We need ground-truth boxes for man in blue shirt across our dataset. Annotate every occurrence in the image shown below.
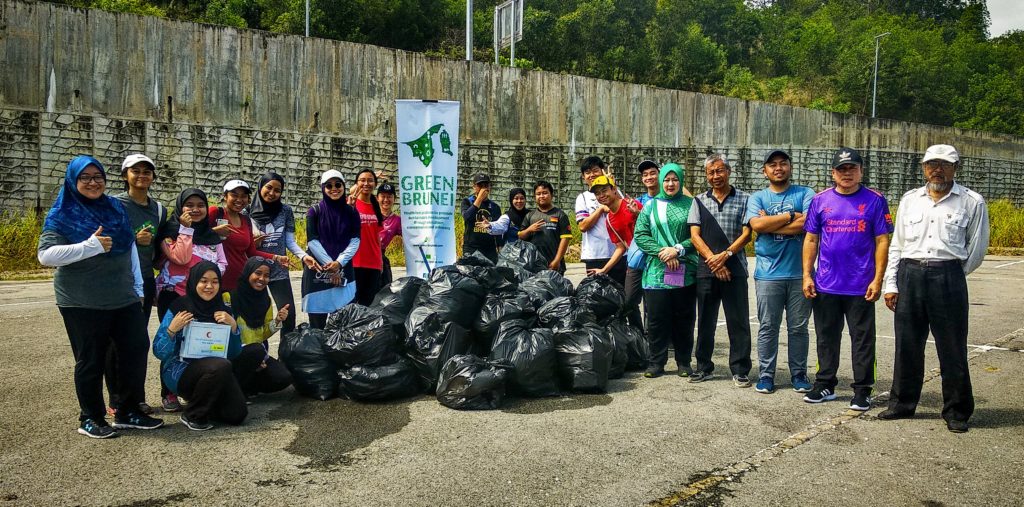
[746,149,815,395]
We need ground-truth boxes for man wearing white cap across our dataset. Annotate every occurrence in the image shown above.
[880,144,990,433]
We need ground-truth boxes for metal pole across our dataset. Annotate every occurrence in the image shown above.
[871,32,890,118]
[305,0,309,36]
[494,8,499,65]
[466,0,473,61]
[509,2,515,67]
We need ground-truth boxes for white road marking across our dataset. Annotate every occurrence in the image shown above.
[0,300,53,308]
[992,259,1024,269]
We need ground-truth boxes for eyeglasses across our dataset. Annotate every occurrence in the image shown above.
[77,175,106,184]
[323,182,344,189]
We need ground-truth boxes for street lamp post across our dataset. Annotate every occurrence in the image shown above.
[872,32,891,118]
[466,0,473,61]
[305,0,309,36]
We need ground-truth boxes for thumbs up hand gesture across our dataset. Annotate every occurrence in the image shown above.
[94,226,112,252]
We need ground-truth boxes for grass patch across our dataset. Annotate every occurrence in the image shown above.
[3,199,1020,278]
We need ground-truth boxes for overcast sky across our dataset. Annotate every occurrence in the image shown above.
[988,0,1024,37]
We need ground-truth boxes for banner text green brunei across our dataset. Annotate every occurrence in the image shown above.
[400,175,457,206]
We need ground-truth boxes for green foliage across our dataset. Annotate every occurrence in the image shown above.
[91,0,166,17]
[0,211,44,272]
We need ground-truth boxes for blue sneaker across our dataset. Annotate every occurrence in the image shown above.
[792,374,812,393]
[755,377,775,394]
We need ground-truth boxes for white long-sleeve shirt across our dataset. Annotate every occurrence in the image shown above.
[883,182,990,294]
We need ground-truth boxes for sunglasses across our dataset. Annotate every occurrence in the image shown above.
[323,182,344,189]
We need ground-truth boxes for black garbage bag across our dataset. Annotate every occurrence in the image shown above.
[606,331,628,380]
[607,318,648,371]
[537,296,597,333]
[454,256,515,292]
[436,355,510,410]
[322,305,401,367]
[405,267,487,330]
[488,320,559,397]
[473,291,537,346]
[554,323,613,393]
[406,312,475,391]
[370,276,428,337]
[497,240,548,274]
[520,270,575,310]
[279,324,337,400]
[336,357,422,401]
[575,274,625,323]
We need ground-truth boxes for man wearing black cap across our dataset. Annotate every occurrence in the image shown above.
[745,149,815,395]
[801,148,893,410]
[377,182,402,287]
[461,172,503,262]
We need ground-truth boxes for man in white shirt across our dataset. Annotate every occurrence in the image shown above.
[880,144,990,433]
[575,156,618,276]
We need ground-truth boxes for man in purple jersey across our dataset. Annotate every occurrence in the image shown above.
[801,147,893,411]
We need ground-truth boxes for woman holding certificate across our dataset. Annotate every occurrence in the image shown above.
[153,261,247,431]
[632,163,700,379]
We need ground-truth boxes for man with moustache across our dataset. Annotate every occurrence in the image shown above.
[880,144,989,433]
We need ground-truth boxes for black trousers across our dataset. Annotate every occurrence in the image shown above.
[177,357,248,425]
[811,292,876,393]
[644,286,697,370]
[354,267,382,307]
[268,278,296,335]
[380,254,393,289]
[624,267,646,331]
[308,313,328,330]
[59,303,149,421]
[889,260,974,422]
[104,277,156,409]
[694,275,752,376]
[587,258,643,330]
[232,343,293,395]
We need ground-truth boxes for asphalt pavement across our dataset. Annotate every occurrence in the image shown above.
[0,257,1021,506]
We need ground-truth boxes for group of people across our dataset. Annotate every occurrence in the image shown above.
[40,141,989,439]
[461,144,988,434]
[39,156,403,437]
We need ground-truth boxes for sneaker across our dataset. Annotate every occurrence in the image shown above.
[643,367,665,378]
[732,375,752,388]
[755,377,775,394]
[688,371,713,383]
[803,387,837,403]
[180,414,214,431]
[946,419,969,433]
[676,365,693,378]
[138,402,155,415]
[113,411,165,430]
[162,394,182,412]
[791,374,813,393]
[877,408,915,420]
[849,392,872,411]
[78,418,119,439]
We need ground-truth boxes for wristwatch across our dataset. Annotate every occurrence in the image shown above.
[726,250,733,257]
[787,211,796,224]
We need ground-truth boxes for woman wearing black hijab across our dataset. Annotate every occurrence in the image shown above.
[484,187,531,245]
[248,172,308,335]
[223,257,293,397]
[152,261,247,431]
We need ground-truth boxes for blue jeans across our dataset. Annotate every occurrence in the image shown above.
[754,279,810,380]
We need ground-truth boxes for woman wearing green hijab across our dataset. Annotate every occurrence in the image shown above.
[633,163,700,378]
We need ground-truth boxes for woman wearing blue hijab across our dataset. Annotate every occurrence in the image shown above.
[37,155,164,438]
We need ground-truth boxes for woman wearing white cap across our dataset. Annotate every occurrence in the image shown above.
[209,179,288,292]
[302,170,361,329]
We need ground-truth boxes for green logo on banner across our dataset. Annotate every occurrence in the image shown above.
[403,123,454,166]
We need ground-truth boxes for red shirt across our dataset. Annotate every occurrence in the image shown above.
[353,199,383,270]
[604,198,642,247]
[208,206,274,291]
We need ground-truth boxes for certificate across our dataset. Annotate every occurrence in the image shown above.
[180,322,231,359]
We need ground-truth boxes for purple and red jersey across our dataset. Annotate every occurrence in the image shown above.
[804,186,894,296]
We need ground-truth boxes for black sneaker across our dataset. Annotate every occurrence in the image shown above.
[946,419,969,433]
[676,365,693,378]
[877,408,915,420]
[849,392,872,411]
[732,375,751,388]
[643,367,665,378]
[180,414,213,431]
[688,371,713,383]
[113,411,165,430]
[78,418,119,439]
[803,387,837,404]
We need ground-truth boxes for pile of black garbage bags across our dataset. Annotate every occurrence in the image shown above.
[280,241,649,410]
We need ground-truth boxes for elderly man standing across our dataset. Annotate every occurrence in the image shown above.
[687,153,752,386]
[880,144,989,433]
[801,148,893,410]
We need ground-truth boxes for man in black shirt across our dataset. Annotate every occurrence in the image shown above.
[460,172,503,262]
[518,180,572,273]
